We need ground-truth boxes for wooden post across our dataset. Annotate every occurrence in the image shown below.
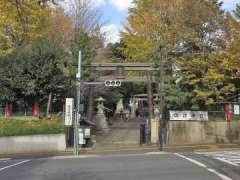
[86,84,95,122]
[147,72,154,121]
[46,92,52,118]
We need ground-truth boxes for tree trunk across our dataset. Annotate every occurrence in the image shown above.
[147,73,154,121]
[46,91,52,118]
[86,84,95,122]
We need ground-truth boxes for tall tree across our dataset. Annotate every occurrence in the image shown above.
[45,7,74,50]
[68,0,103,34]
[122,0,229,109]
[0,38,69,115]
[0,0,50,56]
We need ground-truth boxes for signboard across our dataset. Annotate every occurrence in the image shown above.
[84,128,91,138]
[78,128,85,145]
[78,128,86,145]
[64,98,74,126]
[170,111,208,121]
[234,105,240,115]
[105,80,121,87]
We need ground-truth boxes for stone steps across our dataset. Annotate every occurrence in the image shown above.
[94,121,141,150]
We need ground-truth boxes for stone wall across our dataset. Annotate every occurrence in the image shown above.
[167,121,240,145]
[0,134,66,155]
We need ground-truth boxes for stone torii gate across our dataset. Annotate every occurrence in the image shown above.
[85,63,159,144]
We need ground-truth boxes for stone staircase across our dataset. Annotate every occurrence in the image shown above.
[94,121,141,151]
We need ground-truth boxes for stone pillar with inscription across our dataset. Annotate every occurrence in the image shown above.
[151,97,159,144]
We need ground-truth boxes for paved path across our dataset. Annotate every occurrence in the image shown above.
[0,152,231,180]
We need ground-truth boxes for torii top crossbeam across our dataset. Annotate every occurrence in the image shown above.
[87,63,155,82]
[90,63,155,71]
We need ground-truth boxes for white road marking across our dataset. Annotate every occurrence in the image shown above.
[0,158,11,163]
[0,160,30,172]
[144,152,168,155]
[175,153,233,180]
[207,168,233,180]
[174,153,207,168]
[49,155,102,160]
[215,158,239,167]
[198,151,240,167]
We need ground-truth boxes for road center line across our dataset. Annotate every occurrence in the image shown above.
[0,160,30,172]
[174,153,233,180]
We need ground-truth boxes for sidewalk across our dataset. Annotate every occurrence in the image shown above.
[164,143,240,153]
[1,143,240,159]
[75,143,240,155]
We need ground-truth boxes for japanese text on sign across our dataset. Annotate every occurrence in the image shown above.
[170,111,208,121]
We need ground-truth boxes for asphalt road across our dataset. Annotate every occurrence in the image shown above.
[0,152,239,180]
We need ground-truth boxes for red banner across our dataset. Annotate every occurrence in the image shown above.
[4,103,12,117]
[32,102,40,116]
[225,103,233,122]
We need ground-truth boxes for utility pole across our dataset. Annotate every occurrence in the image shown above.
[158,47,165,151]
[74,51,82,156]
[147,72,154,123]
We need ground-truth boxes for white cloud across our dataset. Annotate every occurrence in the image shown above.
[101,24,121,45]
[58,0,106,10]
[93,0,106,7]
[109,0,133,11]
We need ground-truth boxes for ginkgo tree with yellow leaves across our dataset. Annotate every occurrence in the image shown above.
[122,0,239,109]
[0,0,50,56]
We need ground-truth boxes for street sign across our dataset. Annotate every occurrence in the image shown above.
[170,111,208,121]
[65,98,74,126]
[104,80,122,87]
[78,128,85,145]
[234,105,240,115]
[84,128,91,138]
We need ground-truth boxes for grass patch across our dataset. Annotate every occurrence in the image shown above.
[0,118,64,137]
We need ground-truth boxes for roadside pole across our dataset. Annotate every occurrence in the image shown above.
[158,47,165,151]
[74,51,82,156]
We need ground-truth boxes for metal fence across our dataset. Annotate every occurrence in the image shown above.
[208,111,240,122]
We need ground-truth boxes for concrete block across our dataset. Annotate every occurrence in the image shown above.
[0,134,66,155]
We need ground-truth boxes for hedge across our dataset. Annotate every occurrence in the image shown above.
[0,119,64,137]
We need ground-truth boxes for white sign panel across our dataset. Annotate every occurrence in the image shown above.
[170,111,208,121]
[78,128,85,145]
[234,105,240,115]
[84,128,91,137]
[64,98,74,126]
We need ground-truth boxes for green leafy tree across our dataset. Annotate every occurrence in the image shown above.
[0,38,70,114]
[106,41,127,61]
[71,31,96,80]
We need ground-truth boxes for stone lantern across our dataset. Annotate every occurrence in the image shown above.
[95,97,109,133]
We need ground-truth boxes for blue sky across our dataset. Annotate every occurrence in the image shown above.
[61,0,240,44]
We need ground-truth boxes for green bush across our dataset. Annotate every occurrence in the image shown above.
[0,118,64,137]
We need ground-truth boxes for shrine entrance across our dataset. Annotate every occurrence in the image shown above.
[84,63,160,147]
